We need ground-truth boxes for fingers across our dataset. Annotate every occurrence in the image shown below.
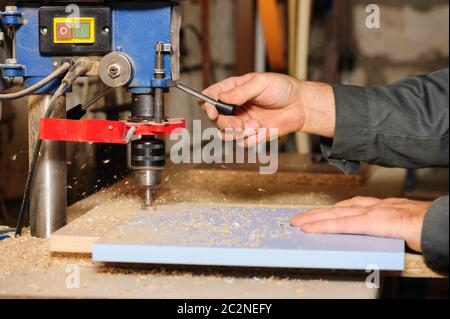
[237,127,269,148]
[200,73,269,123]
[216,115,245,130]
[217,74,269,106]
[300,215,372,235]
[290,207,365,227]
[202,74,254,100]
[201,103,220,121]
[333,196,381,208]
[201,74,256,121]
[210,108,263,132]
[300,213,403,240]
[215,116,266,144]
[242,118,262,131]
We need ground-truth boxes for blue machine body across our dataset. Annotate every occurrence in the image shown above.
[111,2,173,93]
[3,1,174,94]
[15,5,55,90]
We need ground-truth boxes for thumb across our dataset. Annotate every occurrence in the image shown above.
[218,74,269,106]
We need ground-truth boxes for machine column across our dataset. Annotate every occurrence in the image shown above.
[28,94,67,238]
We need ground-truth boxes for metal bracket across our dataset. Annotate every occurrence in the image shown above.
[0,6,23,26]
[0,62,24,78]
[39,118,186,144]
[156,42,172,53]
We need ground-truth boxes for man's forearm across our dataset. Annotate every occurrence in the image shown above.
[296,80,336,138]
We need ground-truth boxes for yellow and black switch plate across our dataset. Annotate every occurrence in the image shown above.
[39,6,111,56]
[53,17,96,44]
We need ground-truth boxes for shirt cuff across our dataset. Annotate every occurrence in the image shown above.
[319,84,371,174]
[320,138,362,174]
[421,196,449,274]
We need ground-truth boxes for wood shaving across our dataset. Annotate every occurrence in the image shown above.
[0,229,51,276]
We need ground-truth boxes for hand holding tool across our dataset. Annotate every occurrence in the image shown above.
[174,82,236,116]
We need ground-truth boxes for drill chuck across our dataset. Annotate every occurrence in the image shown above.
[130,136,165,206]
[131,136,165,169]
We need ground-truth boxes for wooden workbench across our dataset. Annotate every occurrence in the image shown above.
[0,157,445,299]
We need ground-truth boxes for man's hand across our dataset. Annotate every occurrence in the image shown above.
[201,73,336,141]
[291,196,432,252]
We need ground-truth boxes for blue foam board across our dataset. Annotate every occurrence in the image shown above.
[92,205,405,271]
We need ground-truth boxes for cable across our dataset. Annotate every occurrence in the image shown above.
[0,194,8,225]
[0,63,71,100]
[183,24,203,42]
[15,58,92,237]
[82,86,112,111]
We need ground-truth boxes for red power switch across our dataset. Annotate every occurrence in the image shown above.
[55,23,73,40]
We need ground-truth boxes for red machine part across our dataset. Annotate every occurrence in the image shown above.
[39,118,186,144]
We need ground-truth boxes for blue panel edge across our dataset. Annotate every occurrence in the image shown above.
[92,244,405,271]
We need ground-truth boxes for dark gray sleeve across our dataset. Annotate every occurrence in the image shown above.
[421,196,449,274]
[321,68,449,172]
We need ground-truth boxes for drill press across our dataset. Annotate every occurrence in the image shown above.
[2,1,235,237]
[1,1,184,237]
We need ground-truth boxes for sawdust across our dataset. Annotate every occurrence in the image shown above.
[0,229,51,276]
[64,196,141,236]
[96,262,338,280]
[0,228,101,277]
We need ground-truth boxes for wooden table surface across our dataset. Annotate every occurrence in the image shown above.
[0,157,445,299]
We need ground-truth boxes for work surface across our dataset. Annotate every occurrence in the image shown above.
[0,157,445,299]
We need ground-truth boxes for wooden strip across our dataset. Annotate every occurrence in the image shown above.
[189,169,364,187]
[235,0,255,75]
[257,0,286,70]
[294,0,312,154]
[189,154,366,186]
[200,0,213,87]
[50,191,141,254]
[295,0,312,81]
[400,253,446,278]
[288,0,298,76]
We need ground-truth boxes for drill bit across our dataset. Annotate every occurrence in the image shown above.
[144,186,152,207]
